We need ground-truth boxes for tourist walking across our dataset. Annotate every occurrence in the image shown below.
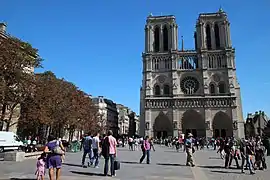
[44,135,65,180]
[92,132,101,168]
[35,152,46,180]
[240,138,255,174]
[81,133,93,167]
[102,130,117,177]
[139,136,151,164]
[185,133,195,167]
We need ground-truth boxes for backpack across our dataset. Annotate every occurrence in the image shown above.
[101,137,110,158]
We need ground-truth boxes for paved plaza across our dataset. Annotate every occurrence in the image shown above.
[0,146,269,180]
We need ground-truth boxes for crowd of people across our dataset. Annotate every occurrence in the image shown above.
[33,131,269,180]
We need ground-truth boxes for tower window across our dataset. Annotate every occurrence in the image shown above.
[210,83,215,94]
[163,26,169,51]
[154,85,161,96]
[218,82,226,94]
[206,24,212,50]
[214,24,220,49]
[154,27,160,52]
[163,85,170,96]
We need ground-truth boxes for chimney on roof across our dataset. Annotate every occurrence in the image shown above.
[0,22,7,33]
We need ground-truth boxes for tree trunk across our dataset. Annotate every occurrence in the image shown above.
[0,103,6,131]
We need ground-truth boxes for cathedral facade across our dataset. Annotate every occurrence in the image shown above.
[139,9,245,139]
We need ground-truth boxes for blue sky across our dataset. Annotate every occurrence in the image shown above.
[1,0,269,117]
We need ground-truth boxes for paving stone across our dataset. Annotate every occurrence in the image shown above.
[0,146,269,180]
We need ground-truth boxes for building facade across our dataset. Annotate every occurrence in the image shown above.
[245,111,269,137]
[92,96,119,136]
[140,9,245,139]
[117,104,130,135]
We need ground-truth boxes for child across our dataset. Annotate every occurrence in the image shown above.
[35,153,46,180]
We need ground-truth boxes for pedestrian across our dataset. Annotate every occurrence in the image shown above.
[102,130,117,177]
[81,132,93,167]
[139,136,151,164]
[185,133,195,167]
[92,132,101,168]
[44,134,65,180]
[240,138,255,174]
[35,152,46,180]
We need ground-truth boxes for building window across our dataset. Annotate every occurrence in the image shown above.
[154,85,161,96]
[154,26,160,52]
[163,84,170,96]
[218,82,226,94]
[206,24,212,50]
[210,83,216,94]
[214,24,220,49]
[163,26,169,51]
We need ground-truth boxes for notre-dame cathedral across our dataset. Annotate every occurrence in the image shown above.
[139,9,245,139]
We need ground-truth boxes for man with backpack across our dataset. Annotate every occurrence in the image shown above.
[81,132,93,168]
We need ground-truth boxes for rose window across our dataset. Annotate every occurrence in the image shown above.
[180,76,199,94]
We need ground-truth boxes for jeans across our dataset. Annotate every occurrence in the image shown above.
[241,154,254,173]
[82,149,93,165]
[140,150,150,164]
[92,148,99,167]
[104,154,115,176]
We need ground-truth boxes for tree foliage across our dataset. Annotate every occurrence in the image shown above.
[0,36,42,131]
[19,71,100,142]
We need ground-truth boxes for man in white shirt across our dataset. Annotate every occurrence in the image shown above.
[92,133,101,168]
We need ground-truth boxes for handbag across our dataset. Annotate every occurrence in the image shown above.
[114,160,120,170]
[52,141,64,155]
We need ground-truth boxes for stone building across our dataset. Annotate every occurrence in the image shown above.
[140,9,245,139]
[117,104,140,136]
[245,111,269,137]
[117,104,130,135]
[92,96,119,136]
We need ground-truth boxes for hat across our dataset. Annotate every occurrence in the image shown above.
[187,133,193,137]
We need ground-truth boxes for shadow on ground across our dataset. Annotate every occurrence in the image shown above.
[157,163,187,167]
[63,163,82,167]
[120,161,140,164]
[210,170,242,174]
[163,150,184,153]
[199,165,238,169]
[70,171,105,176]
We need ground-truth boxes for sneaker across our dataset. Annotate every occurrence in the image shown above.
[94,166,99,168]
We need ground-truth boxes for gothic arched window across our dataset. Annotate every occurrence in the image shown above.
[154,27,160,52]
[206,24,212,50]
[154,85,161,96]
[163,84,170,96]
[210,83,216,94]
[218,82,226,94]
[163,26,169,51]
[214,24,220,49]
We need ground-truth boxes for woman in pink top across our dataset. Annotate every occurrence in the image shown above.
[139,136,151,164]
[102,130,117,177]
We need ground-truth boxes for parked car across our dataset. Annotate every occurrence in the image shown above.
[0,131,24,153]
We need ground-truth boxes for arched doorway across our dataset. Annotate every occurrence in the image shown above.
[182,110,205,138]
[153,112,173,139]
[212,111,233,138]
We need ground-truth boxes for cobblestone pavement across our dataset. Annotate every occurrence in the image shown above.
[0,146,269,180]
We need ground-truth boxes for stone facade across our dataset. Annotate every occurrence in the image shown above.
[117,104,130,135]
[245,111,269,137]
[140,9,245,139]
[92,96,119,136]
[117,104,140,136]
